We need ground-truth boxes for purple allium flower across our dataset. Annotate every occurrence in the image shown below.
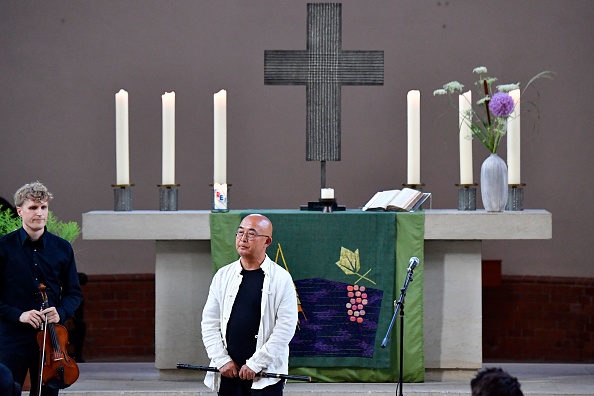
[489,92,515,117]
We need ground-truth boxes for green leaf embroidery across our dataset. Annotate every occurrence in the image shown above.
[336,247,376,285]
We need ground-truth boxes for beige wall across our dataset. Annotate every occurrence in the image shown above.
[1,1,592,277]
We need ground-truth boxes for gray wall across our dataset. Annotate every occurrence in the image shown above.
[1,1,592,277]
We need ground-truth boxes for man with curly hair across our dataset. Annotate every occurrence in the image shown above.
[0,182,82,396]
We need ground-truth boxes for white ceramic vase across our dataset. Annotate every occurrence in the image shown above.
[480,153,508,212]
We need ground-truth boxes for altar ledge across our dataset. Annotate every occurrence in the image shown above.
[82,209,551,240]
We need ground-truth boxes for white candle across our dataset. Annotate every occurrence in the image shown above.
[459,90,473,184]
[115,89,129,185]
[321,188,334,199]
[213,89,227,185]
[407,90,421,185]
[162,91,176,185]
[507,89,521,184]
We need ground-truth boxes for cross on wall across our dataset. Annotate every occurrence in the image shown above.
[264,3,384,164]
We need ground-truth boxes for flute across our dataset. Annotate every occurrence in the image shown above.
[176,363,312,382]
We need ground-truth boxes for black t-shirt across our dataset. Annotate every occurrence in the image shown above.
[226,268,264,366]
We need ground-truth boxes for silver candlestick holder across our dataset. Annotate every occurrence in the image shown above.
[159,184,180,211]
[456,183,478,211]
[112,184,134,211]
[211,183,230,213]
[506,183,526,211]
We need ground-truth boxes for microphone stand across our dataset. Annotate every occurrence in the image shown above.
[381,266,416,396]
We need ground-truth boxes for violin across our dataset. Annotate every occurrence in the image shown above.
[36,283,79,392]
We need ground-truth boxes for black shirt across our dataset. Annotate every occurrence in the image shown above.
[0,228,82,356]
[225,267,264,366]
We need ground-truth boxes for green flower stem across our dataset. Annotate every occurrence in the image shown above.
[471,123,496,153]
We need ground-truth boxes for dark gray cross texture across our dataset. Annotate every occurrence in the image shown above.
[264,3,384,161]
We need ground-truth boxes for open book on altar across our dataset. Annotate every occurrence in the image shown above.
[362,188,431,212]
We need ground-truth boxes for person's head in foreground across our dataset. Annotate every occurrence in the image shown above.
[471,367,524,396]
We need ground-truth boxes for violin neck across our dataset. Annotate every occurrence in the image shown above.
[47,322,62,355]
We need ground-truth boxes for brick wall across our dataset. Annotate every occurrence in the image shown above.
[483,275,594,362]
[76,271,594,363]
[80,274,155,361]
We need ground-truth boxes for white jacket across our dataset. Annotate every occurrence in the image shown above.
[201,255,298,391]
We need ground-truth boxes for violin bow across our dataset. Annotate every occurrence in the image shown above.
[38,284,50,396]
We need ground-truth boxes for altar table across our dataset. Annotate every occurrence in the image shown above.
[82,209,552,381]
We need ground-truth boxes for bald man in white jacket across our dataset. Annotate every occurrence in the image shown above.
[201,214,298,395]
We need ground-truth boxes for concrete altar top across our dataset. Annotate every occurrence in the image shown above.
[82,209,552,241]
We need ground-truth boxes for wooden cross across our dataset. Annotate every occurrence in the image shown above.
[265,3,384,166]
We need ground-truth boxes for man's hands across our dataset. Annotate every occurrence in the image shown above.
[239,365,257,380]
[219,361,240,378]
[19,307,60,329]
[219,361,257,380]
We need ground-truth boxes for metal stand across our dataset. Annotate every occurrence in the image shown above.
[301,183,346,212]
[320,198,336,213]
[300,200,345,211]
[211,183,230,213]
[381,259,418,396]
[112,184,133,211]
[456,184,478,211]
[506,183,526,211]
[159,184,179,211]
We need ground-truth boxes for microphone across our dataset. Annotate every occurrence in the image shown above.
[407,257,420,272]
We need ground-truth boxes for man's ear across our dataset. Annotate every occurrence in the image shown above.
[265,237,272,246]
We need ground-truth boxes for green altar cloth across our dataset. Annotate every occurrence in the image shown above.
[210,210,424,383]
